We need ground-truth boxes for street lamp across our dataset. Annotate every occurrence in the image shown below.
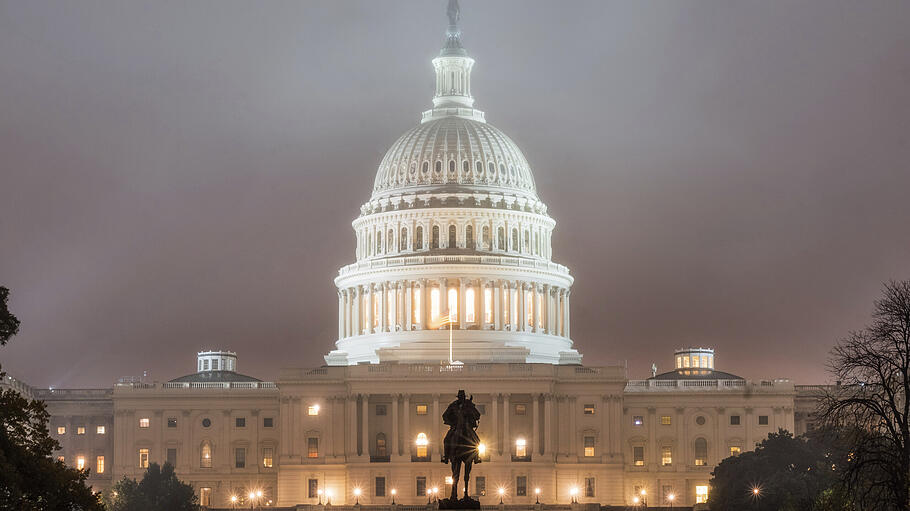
[257,490,263,511]
[353,487,362,505]
[432,487,439,503]
[667,493,675,510]
[427,489,432,505]
[325,490,333,506]
[639,488,647,507]
[317,489,324,505]
[248,491,256,510]
[230,495,237,509]
[632,496,640,506]
[535,488,541,504]
[391,488,397,505]
[498,487,505,504]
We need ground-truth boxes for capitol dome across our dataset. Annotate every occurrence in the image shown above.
[371,116,538,202]
[325,0,580,366]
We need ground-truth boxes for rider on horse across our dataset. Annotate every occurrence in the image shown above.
[441,390,482,464]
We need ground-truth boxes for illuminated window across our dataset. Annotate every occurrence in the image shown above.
[730,446,741,456]
[515,438,527,457]
[661,446,672,466]
[633,416,644,426]
[584,436,595,457]
[138,448,149,468]
[466,287,475,323]
[96,425,106,434]
[76,456,85,470]
[77,426,85,435]
[57,426,65,435]
[263,447,274,468]
[167,417,177,428]
[633,446,644,466]
[583,404,595,415]
[515,404,527,415]
[430,288,440,321]
[416,432,428,458]
[484,287,492,323]
[96,456,105,474]
[201,442,212,468]
[416,404,428,415]
[695,485,709,504]
[139,417,150,428]
[308,437,319,458]
[692,356,700,368]
[308,405,320,416]
[759,415,769,425]
[376,433,387,456]
[448,287,458,317]
[200,487,212,507]
[694,438,708,466]
[235,447,245,468]
[475,476,486,496]
[676,356,682,368]
[683,357,690,368]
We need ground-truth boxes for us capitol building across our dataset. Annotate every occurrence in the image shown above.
[3,3,822,508]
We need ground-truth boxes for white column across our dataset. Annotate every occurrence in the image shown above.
[458,278,466,329]
[532,394,540,456]
[338,291,344,339]
[403,394,411,457]
[366,285,374,334]
[544,394,553,457]
[569,397,577,457]
[361,394,370,457]
[556,290,563,337]
[418,280,427,330]
[352,287,361,336]
[565,290,571,338]
[480,280,490,330]
[494,280,502,330]
[490,393,499,459]
[347,395,358,458]
[439,278,448,318]
[532,285,541,333]
[379,282,388,333]
[502,394,510,456]
[405,281,413,331]
[518,283,527,332]
[392,395,400,456]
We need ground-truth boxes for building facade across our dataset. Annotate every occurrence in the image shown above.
[2,2,817,509]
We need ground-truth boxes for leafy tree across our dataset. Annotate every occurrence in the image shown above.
[820,279,910,510]
[105,463,198,511]
[0,286,104,510]
[708,429,850,511]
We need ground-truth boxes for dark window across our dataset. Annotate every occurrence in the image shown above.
[435,161,442,174]
[465,225,474,249]
[633,446,644,466]
[449,160,456,174]
[308,479,319,499]
[482,226,490,249]
[516,476,527,496]
[167,417,177,428]
[376,433,387,456]
[375,477,386,497]
[166,448,177,467]
[388,229,394,252]
[511,229,519,251]
[475,476,486,497]
[497,227,505,250]
[730,415,741,426]
[515,404,527,415]
[695,438,708,466]
[202,418,211,428]
[415,226,423,250]
[431,226,440,249]
[235,448,245,468]
[416,476,427,497]
[263,417,273,428]
[448,225,457,248]
[400,228,408,251]
[308,437,319,458]
[376,405,387,416]
[759,415,769,425]
[236,417,246,428]
[695,415,706,426]
[585,477,595,498]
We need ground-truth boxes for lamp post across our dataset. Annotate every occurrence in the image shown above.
[326,490,333,506]
[257,490,263,511]
[498,487,505,504]
[354,487,362,505]
[391,488,397,505]
[534,488,541,504]
[667,493,675,510]
[569,487,578,504]
[318,489,324,505]
[230,495,237,509]
[427,488,432,505]
[248,492,256,510]
[639,488,647,507]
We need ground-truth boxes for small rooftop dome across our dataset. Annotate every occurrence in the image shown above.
[168,350,261,384]
[650,347,743,381]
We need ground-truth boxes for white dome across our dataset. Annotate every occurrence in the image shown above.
[371,116,538,201]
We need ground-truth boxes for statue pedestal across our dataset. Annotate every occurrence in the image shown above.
[437,497,481,510]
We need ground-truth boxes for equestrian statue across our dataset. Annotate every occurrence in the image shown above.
[439,389,482,509]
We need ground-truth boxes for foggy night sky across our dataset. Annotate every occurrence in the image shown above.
[1,1,909,388]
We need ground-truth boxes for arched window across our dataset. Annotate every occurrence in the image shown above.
[430,288,440,321]
[422,161,429,174]
[463,160,469,175]
[448,288,458,318]
[694,438,708,466]
[448,225,457,248]
[415,226,424,250]
[416,433,429,458]
[200,441,212,468]
[368,232,373,256]
[449,160,456,175]
[465,225,474,249]
[488,162,495,176]
[376,231,382,254]
[431,226,440,249]
[400,228,408,251]
[388,229,394,252]
[500,163,506,179]
[376,433,387,457]
[476,161,483,174]
[523,231,529,253]
[497,227,505,250]
[435,161,442,173]
[482,226,490,250]
[511,229,519,252]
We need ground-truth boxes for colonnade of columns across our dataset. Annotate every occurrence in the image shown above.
[337,279,570,340]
